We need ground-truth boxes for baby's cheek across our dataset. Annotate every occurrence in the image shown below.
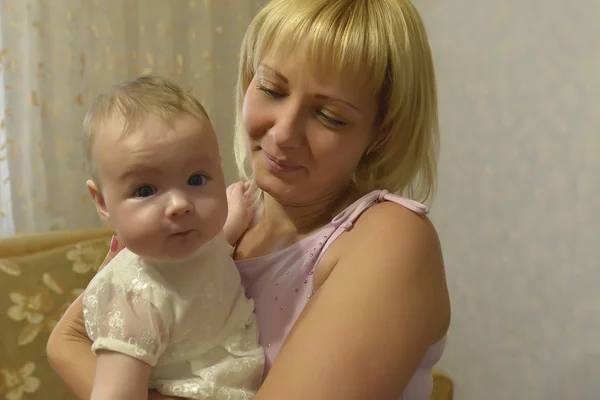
[110,205,160,255]
[200,196,228,233]
[116,220,151,250]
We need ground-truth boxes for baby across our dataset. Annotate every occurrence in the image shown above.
[82,76,264,400]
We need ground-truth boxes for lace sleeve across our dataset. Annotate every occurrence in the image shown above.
[83,268,173,367]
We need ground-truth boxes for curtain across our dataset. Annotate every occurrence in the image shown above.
[0,0,267,236]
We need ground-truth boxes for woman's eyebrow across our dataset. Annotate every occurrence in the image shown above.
[258,64,288,83]
[316,94,362,114]
[259,63,362,113]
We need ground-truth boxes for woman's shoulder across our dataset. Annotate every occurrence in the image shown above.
[341,188,437,242]
[308,194,450,374]
[321,190,442,279]
[335,198,450,337]
[341,199,441,272]
[358,198,436,237]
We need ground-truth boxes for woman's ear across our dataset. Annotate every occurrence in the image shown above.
[86,179,110,223]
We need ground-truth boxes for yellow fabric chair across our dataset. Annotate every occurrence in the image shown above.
[0,229,453,400]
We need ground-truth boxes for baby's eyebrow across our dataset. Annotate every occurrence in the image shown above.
[118,165,163,181]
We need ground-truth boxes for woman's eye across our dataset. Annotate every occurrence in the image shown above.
[257,85,284,99]
[188,174,208,187]
[318,111,347,128]
[134,185,156,198]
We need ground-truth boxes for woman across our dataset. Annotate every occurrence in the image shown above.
[47,0,451,399]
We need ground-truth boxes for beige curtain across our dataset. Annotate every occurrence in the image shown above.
[0,0,267,236]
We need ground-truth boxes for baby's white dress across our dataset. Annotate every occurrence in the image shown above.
[83,232,264,399]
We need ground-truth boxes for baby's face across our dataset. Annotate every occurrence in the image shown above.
[90,115,228,260]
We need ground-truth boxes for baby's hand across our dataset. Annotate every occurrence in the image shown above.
[223,181,254,246]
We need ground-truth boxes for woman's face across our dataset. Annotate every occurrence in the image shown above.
[242,52,379,206]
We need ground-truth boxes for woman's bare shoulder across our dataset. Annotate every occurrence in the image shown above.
[354,200,438,244]
[255,200,450,399]
[336,199,450,338]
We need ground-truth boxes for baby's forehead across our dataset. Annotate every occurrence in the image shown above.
[94,114,211,149]
[92,114,218,175]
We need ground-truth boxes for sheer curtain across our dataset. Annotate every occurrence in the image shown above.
[0,0,267,236]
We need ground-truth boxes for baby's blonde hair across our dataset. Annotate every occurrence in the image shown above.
[234,0,439,202]
[84,75,209,172]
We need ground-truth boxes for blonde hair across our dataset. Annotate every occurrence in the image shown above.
[84,75,208,171]
[234,0,439,202]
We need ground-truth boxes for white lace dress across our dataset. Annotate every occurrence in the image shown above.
[83,232,264,399]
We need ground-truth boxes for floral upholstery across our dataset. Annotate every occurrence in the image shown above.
[0,228,453,400]
[0,228,112,400]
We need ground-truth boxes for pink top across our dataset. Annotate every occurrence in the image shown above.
[236,190,446,400]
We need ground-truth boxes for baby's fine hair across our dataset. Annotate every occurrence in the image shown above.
[83,75,208,168]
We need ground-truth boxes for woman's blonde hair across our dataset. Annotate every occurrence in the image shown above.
[234,0,439,202]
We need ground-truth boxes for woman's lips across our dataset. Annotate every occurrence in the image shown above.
[263,151,302,173]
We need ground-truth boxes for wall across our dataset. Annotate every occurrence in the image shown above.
[415,0,599,398]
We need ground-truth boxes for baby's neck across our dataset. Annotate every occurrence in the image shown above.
[135,234,218,269]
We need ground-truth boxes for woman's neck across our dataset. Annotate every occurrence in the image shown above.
[259,184,360,236]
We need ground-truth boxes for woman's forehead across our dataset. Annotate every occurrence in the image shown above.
[258,48,379,94]
[256,53,379,120]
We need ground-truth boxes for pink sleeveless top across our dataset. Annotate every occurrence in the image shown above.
[236,190,447,400]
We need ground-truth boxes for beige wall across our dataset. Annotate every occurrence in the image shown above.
[415,0,599,398]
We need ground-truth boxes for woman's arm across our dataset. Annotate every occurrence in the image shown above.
[46,237,177,400]
[254,203,451,400]
[46,292,98,399]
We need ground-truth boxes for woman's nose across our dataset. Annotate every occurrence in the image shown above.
[269,104,305,148]
[166,192,193,217]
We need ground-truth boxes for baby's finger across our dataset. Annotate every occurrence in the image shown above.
[226,181,242,197]
[98,236,125,272]
[226,181,240,195]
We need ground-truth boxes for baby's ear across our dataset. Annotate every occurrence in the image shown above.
[86,179,110,223]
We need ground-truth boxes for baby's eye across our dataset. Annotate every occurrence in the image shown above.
[134,185,156,198]
[188,174,208,187]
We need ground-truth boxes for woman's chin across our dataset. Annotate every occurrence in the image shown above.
[255,172,304,203]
